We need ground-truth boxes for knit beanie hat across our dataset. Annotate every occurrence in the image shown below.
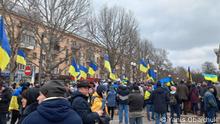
[40,80,66,98]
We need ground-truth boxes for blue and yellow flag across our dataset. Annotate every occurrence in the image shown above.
[139,59,149,73]
[104,54,112,72]
[203,74,218,83]
[147,69,157,82]
[9,87,22,111]
[79,65,88,79]
[16,49,26,65]
[69,57,80,77]
[0,16,11,71]
[109,69,117,81]
[88,62,98,76]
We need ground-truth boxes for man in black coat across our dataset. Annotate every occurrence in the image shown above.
[150,82,169,124]
[71,81,102,124]
[0,81,12,124]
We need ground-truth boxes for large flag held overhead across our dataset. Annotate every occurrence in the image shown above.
[16,49,26,65]
[69,57,80,77]
[147,69,157,81]
[203,74,218,83]
[79,65,88,79]
[0,16,11,71]
[104,54,112,72]
[88,62,98,76]
[139,58,149,73]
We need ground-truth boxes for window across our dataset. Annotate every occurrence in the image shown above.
[21,34,35,48]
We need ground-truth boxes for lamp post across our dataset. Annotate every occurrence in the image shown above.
[214,44,220,70]
[130,62,137,83]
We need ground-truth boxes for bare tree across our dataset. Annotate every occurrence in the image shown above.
[87,6,138,70]
[202,61,217,74]
[0,0,35,82]
[18,0,90,80]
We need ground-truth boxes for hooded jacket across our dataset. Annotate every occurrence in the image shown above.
[22,98,82,124]
[71,90,100,124]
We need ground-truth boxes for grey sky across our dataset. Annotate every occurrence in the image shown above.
[92,0,220,70]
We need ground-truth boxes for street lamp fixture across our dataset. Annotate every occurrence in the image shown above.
[130,62,137,83]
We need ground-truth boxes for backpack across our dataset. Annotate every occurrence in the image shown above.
[169,94,177,105]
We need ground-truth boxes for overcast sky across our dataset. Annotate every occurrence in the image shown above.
[92,0,220,70]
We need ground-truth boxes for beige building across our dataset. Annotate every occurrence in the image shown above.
[0,3,106,80]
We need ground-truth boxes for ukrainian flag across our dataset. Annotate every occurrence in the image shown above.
[9,87,22,111]
[0,16,11,71]
[139,59,148,73]
[79,65,88,79]
[104,54,112,72]
[203,74,218,83]
[147,69,157,82]
[110,69,118,81]
[69,57,80,77]
[88,62,98,76]
[16,49,26,65]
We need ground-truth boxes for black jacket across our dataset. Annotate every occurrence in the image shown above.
[71,90,100,124]
[128,91,144,112]
[0,87,12,113]
[117,85,129,105]
[150,87,169,114]
[22,98,82,124]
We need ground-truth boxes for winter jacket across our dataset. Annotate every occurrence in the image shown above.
[176,83,189,101]
[91,92,108,114]
[71,90,100,124]
[190,87,200,103]
[128,91,144,112]
[204,91,218,112]
[0,87,12,113]
[18,102,38,124]
[150,87,169,114]
[22,98,82,124]
[117,85,129,105]
[107,90,117,107]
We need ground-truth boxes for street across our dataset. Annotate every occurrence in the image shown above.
[110,113,220,124]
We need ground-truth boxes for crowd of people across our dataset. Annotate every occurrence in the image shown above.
[0,77,220,124]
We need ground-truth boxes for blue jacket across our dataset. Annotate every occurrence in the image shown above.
[204,91,218,112]
[107,90,117,107]
[22,98,82,124]
[71,90,100,124]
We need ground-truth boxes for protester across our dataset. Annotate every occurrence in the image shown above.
[22,80,82,124]
[18,88,39,124]
[91,84,110,124]
[107,86,117,120]
[128,84,144,124]
[204,86,219,124]
[169,86,181,124]
[199,82,208,116]
[144,84,154,121]
[71,81,102,124]
[117,84,130,124]
[0,81,12,124]
[190,84,200,115]
[150,82,169,124]
[176,80,189,115]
